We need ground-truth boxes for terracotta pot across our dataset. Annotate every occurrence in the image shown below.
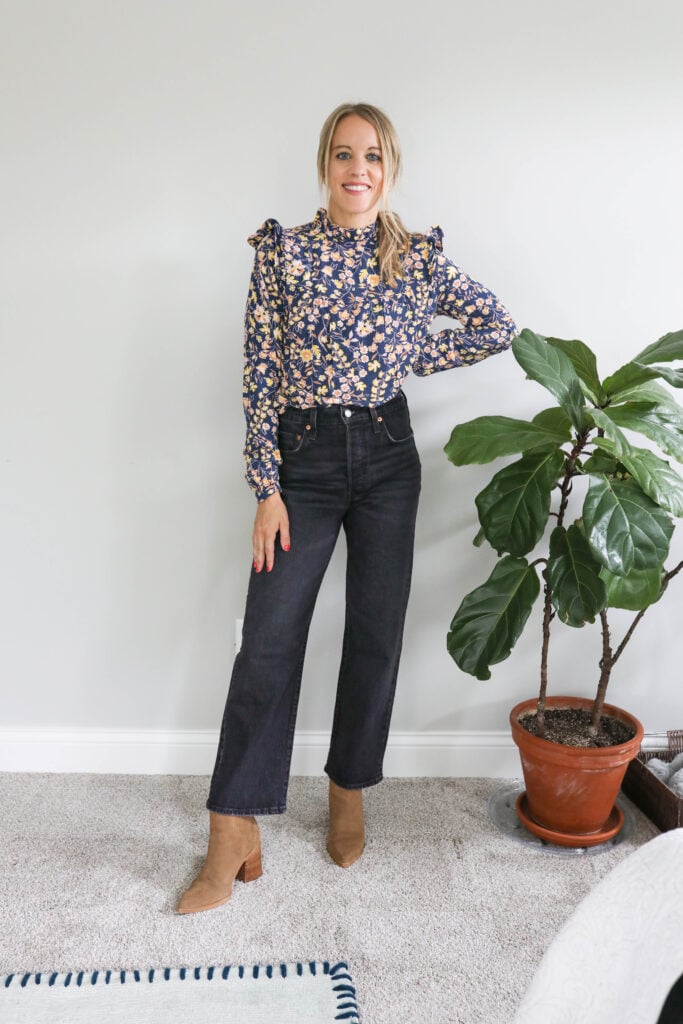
[510,696,644,843]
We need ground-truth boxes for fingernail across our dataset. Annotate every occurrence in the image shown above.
[266,565,272,573]
[283,544,290,552]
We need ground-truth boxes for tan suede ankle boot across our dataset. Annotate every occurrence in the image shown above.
[327,780,365,868]
[176,812,262,914]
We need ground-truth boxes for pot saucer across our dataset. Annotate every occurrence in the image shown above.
[515,792,625,848]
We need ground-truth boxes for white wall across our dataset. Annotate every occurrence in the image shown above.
[2,0,682,772]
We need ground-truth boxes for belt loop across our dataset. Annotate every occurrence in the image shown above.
[309,407,318,439]
[369,406,380,434]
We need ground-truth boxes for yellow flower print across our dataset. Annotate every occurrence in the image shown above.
[242,209,517,501]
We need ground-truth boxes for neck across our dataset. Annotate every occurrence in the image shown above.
[326,202,380,230]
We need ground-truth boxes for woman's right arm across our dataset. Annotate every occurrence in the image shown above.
[243,220,290,573]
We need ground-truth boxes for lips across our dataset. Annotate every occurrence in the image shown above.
[343,184,371,193]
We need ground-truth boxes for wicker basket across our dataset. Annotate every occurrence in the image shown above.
[622,730,683,832]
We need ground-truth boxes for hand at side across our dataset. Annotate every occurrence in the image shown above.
[252,493,290,573]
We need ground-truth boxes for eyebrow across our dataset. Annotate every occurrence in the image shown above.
[332,144,381,152]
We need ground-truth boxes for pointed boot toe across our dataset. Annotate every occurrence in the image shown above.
[176,813,262,915]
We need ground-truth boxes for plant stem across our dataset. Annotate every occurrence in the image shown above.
[612,558,683,667]
[591,610,613,735]
[591,559,683,735]
[537,571,552,737]
[537,430,591,735]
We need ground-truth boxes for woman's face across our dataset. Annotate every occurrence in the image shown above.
[326,114,384,229]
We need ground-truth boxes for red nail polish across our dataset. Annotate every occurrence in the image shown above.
[283,544,290,552]
[266,564,273,573]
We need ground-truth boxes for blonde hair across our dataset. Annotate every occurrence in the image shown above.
[317,102,411,285]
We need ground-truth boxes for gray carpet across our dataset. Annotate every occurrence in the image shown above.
[0,774,658,1024]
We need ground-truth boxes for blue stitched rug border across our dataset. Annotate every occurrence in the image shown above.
[1,960,360,1022]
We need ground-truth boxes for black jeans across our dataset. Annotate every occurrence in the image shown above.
[207,391,422,815]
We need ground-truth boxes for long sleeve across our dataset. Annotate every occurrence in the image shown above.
[412,226,517,377]
[242,219,286,501]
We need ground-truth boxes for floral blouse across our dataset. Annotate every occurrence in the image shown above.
[243,207,516,500]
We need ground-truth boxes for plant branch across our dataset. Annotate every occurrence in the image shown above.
[591,610,613,735]
[537,428,593,734]
[537,569,553,737]
[612,559,683,666]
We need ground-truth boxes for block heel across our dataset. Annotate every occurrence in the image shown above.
[236,845,263,883]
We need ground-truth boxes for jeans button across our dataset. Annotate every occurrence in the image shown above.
[344,409,352,418]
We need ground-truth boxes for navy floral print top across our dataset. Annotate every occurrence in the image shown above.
[243,207,516,500]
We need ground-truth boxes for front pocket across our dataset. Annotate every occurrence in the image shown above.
[380,420,414,444]
[278,427,307,454]
[378,402,414,444]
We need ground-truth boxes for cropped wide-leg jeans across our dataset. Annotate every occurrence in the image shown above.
[207,391,422,815]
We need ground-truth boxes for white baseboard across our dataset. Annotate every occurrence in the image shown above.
[0,728,519,778]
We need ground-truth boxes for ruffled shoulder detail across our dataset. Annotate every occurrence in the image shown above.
[424,224,444,252]
[247,217,283,250]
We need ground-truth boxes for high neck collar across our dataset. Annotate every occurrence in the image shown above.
[315,207,378,244]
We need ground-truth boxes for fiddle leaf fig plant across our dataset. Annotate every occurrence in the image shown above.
[445,328,683,740]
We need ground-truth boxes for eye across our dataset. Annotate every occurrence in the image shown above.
[367,153,382,162]
[335,152,351,160]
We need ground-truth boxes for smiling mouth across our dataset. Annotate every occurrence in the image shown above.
[343,184,371,193]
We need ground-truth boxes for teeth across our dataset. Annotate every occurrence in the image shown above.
[344,185,369,191]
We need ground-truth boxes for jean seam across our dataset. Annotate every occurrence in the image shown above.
[279,634,311,809]
[374,506,420,776]
[328,610,352,762]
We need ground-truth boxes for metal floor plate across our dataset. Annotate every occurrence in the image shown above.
[487,780,636,857]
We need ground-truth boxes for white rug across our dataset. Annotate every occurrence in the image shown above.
[0,960,359,1023]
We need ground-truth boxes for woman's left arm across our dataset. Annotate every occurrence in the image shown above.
[412,231,517,376]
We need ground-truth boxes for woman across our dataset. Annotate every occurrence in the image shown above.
[177,102,516,914]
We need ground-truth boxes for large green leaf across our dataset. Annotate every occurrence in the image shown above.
[532,406,573,437]
[591,408,634,458]
[602,362,659,397]
[447,557,540,680]
[646,366,683,388]
[594,437,683,516]
[609,380,682,411]
[547,525,606,626]
[512,330,587,431]
[632,329,683,366]
[582,475,673,574]
[444,416,569,466]
[475,449,565,556]
[603,361,683,398]
[547,337,605,404]
[601,566,664,611]
[581,451,619,476]
[600,402,683,461]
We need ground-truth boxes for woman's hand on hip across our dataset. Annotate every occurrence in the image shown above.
[253,492,290,573]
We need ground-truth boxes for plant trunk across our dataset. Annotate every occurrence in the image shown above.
[538,433,589,735]
[591,610,612,736]
[536,571,553,738]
